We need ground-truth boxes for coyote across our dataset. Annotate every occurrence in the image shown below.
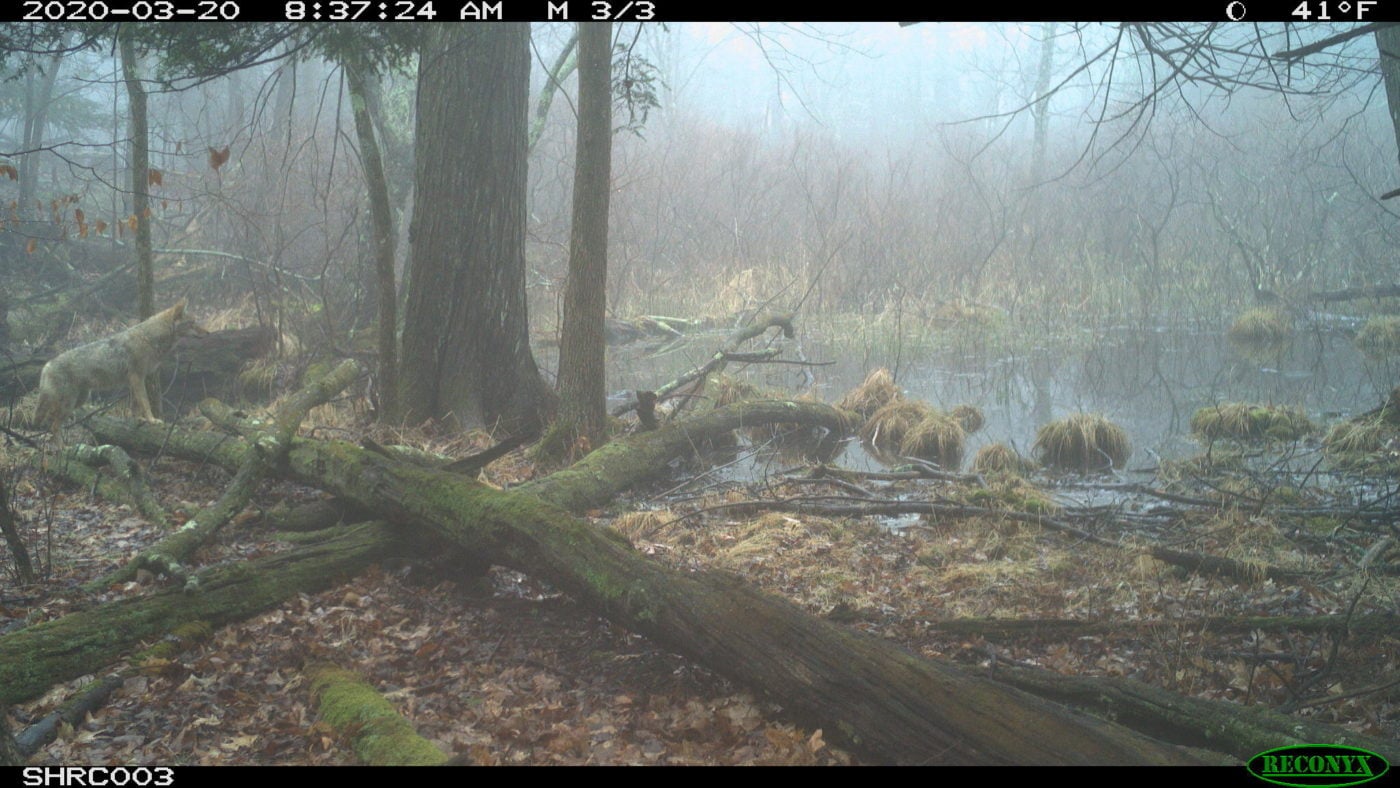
[35,300,202,436]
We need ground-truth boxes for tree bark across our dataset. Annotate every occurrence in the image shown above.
[85,409,1211,765]
[19,50,62,227]
[0,523,404,707]
[557,22,614,445]
[281,433,1218,764]
[118,27,154,322]
[345,61,399,422]
[400,24,553,435]
[1377,25,1400,169]
[306,664,449,765]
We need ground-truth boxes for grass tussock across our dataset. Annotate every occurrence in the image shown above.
[859,400,936,456]
[898,413,966,470]
[1354,316,1400,357]
[709,375,777,408]
[1227,308,1293,344]
[835,367,901,418]
[970,443,1037,476]
[1323,418,1392,456]
[1033,413,1131,472]
[949,404,985,434]
[1189,403,1314,442]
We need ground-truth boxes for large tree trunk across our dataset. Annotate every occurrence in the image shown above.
[400,24,553,435]
[557,22,614,445]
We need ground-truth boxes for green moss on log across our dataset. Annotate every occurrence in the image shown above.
[308,664,448,765]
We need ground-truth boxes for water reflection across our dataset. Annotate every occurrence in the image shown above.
[594,326,1396,468]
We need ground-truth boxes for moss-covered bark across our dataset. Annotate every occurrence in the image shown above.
[307,664,448,765]
[993,663,1400,764]
[522,399,854,512]
[82,406,1234,763]
[282,437,1221,764]
[0,523,402,706]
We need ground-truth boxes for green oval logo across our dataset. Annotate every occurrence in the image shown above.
[1248,745,1390,788]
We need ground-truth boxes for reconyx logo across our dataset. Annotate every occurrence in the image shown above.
[1248,745,1390,788]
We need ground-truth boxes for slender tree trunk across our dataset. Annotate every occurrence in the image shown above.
[528,31,579,154]
[400,24,553,435]
[20,51,61,225]
[1377,26,1400,169]
[1031,23,1056,182]
[119,27,153,321]
[557,22,613,445]
[345,61,399,422]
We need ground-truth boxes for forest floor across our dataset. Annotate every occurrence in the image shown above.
[4,413,1398,765]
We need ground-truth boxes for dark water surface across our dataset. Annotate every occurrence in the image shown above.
[591,325,1397,469]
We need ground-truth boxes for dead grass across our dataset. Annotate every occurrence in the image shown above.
[859,400,936,456]
[1227,307,1293,344]
[898,413,966,470]
[1355,316,1400,357]
[970,443,1036,476]
[949,404,984,434]
[834,368,901,419]
[1033,413,1131,472]
[1189,403,1314,442]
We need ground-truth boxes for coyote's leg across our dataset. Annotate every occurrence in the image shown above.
[128,370,158,421]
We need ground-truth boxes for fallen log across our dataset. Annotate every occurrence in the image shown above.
[306,664,449,765]
[0,522,407,707]
[87,410,1215,764]
[278,443,1220,763]
[990,663,1400,764]
[1310,284,1400,303]
[85,360,363,591]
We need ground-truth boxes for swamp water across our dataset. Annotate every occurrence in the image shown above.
[591,325,1397,475]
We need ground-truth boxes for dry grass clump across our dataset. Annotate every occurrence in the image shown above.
[898,413,966,470]
[835,368,901,418]
[949,404,985,434]
[1227,308,1293,344]
[970,443,1036,476]
[1354,316,1400,357]
[710,375,776,408]
[859,400,935,452]
[1386,386,1400,425]
[1323,418,1392,456]
[1321,387,1400,472]
[1033,413,1131,472]
[1189,403,1314,442]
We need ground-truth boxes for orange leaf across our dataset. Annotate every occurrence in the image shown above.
[208,146,230,172]
[25,238,36,255]
[147,168,163,187]
[127,215,138,232]
[78,223,88,239]
[161,199,168,211]
[74,208,84,224]
[94,219,108,234]
[141,207,152,219]
[0,164,16,180]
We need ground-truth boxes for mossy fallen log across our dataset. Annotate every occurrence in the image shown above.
[0,523,404,707]
[89,409,1212,764]
[306,664,449,765]
[991,663,1400,764]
